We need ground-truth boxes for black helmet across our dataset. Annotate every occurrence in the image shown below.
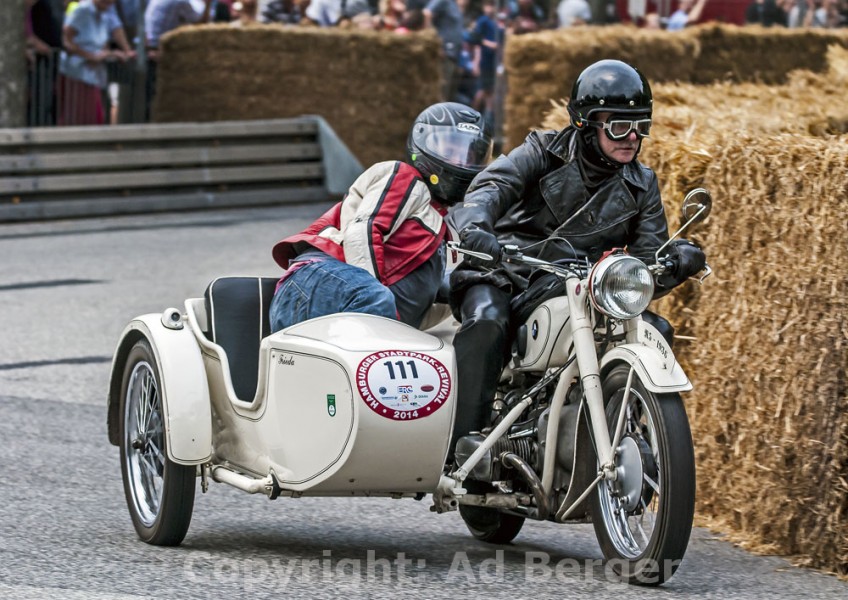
[407,102,493,206]
[567,59,653,129]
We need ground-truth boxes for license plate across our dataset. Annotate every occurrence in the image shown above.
[637,319,672,367]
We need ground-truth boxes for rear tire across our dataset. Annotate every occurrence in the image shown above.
[119,339,195,545]
[458,480,525,544]
[591,365,695,585]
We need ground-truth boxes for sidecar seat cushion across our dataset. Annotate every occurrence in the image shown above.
[204,276,278,403]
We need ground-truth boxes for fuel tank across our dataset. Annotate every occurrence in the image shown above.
[512,297,573,371]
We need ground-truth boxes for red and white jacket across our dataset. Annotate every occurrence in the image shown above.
[272,161,448,287]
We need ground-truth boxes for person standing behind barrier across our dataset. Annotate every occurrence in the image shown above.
[230,0,260,24]
[58,0,132,125]
[144,0,213,119]
[787,0,833,26]
[99,2,137,124]
[108,0,141,42]
[302,0,372,25]
[467,0,499,123]
[507,0,545,34]
[261,0,305,24]
[26,0,61,126]
[377,0,406,29]
[666,0,709,30]
[557,0,591,26]
[422,0,464,101]
[145,0,213,49]
[745,0,788,25]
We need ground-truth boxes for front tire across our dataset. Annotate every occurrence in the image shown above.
[119,339,196,545]
[591,365,695,585]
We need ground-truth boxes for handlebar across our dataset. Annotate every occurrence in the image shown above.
[650,252,712,284]
[449,240,712,284]
[447,241,585,279]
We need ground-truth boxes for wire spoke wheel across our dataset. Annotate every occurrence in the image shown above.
[591,365,695,585]
[119,339,196,546]
[125,360,165,525]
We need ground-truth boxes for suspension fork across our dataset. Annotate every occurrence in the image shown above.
[566,278,615,475]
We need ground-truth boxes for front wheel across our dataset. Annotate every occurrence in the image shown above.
[591,365,696,585]
[119,339,196,545]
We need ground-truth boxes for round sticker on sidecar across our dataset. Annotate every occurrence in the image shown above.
[356,350,451,421]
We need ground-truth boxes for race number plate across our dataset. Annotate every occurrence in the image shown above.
[356,350,451,421]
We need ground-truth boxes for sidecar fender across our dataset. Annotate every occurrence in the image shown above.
[107,314,212,465]
[599,343,692,394]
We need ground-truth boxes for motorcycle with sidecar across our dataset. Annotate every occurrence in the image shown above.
[107,188,712,585]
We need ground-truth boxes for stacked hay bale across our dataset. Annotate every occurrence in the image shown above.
[692,24,844,84]
[542,46,848,578]
[504,24,848,150]
[153,25,442,167]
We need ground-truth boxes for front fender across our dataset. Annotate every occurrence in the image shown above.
[107,314,212,465]
[599,343,692,394]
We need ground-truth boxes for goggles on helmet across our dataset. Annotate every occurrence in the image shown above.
[411,123,493,169]
[585,117,652,141]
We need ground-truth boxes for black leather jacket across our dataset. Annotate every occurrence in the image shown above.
[449,127,670,296]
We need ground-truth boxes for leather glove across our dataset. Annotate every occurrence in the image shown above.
[459,226,501,268]
[657,239,706,289]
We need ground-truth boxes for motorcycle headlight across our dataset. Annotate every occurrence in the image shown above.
[589,254,655,320]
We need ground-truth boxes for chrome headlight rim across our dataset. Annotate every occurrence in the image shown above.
[589,253,655,320]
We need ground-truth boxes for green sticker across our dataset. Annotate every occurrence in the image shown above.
[327,394,336,417]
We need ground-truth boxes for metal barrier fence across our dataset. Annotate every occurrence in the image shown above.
[27,48,151,128]
[26,50,59,127]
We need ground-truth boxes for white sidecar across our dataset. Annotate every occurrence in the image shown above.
[107,276,457,545]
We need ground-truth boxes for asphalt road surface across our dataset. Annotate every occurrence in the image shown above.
[1,206,845,599]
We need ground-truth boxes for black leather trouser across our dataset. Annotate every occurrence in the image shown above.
[449,284,512,459]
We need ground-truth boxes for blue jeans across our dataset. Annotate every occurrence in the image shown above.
[269,257,397,332]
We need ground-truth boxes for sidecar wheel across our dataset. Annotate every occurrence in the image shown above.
[119,339,195,546]
[458,480,525,544]
[591,365,695,586]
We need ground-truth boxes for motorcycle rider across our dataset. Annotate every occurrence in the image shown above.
[448,59,706,457]
[269,102,493,332]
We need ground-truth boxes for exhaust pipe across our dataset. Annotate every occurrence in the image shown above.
[211,465,276,496]
[500,452,550,520]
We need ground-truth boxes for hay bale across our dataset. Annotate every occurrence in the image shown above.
[692,24,848,84]
[660,133,848,579]
[154,25,443,167]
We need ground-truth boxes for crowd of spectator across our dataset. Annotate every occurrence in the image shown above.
[633,0,848,29]
[23,0,848,127]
